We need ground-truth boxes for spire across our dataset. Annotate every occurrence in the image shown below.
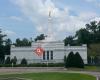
[49,11,51,17]
[44,9,55,41]
[48,10,52,34]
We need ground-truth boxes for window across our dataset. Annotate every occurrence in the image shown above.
[47,51,49,60]
[51,51,53,60]
[43,51,45,60]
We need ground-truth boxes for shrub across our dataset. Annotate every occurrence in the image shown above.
[5,56,10,64]
[21,58,27,65]
[74,52,84,68]
[66,51,75,68]
[11,56,17,64]
[0,63,64,67]
[65,52,84,68]
[94,56,99,65]
[87,56,91,64]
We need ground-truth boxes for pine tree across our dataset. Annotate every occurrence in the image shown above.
[0,29,6,64]
[5,56,11,64]
[74,52,84,68]
[66,52,75,68]
[11,56,17,64]
[21,58,27,65]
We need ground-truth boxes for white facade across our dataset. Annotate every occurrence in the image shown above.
[8,41,87,64]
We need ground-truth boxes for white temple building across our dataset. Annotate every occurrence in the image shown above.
[9,41,87,64]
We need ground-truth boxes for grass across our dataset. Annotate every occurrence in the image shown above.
[66,66,100,71]
[84,66,100,71]
[0,72,96,80]
[85,66,98,71]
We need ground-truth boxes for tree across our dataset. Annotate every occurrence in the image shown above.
[87,56,91,64]
[5,38,11,55]
[0,29,6,64]
[0,45,5,64]
[74,52,84,68]
[86,21,97,34]
[15,38,21,46]
[34,34,46,41]
[65,52,84,68]
[64,36,74,46]
[94,56,99,65]
[15,38,32,47]
[21,58,27,65]
[66,52,75,68]
[11,56,17,64]
[75,28,90,44]
[0,29,6,45]
[5,56,10,64]
[5,38,12,45]
[85,21,100,43]
[22,38,31,46]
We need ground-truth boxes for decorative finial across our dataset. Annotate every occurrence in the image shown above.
[49,11,51,17]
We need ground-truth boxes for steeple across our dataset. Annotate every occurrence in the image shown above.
[46,10,53,41]
[49,11,51,17]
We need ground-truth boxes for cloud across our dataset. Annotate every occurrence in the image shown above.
[85,0,100,7]
[3,30,16,37]
[10,0,99,40]
[0,16,23,22]
[85,0,96,2]
[90,17,100,23]
[9,16,23,21]
[0,26,16,37]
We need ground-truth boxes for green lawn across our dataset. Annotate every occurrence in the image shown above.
[0,72,96,80]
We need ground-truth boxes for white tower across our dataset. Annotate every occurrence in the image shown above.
[45,10,55,41]
[48,11,52,36]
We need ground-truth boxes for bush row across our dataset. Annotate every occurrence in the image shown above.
[0,63,64,67]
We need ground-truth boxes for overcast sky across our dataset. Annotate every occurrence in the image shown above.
[0,0,100,42]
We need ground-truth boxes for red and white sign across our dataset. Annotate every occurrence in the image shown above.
[34,47,44,56]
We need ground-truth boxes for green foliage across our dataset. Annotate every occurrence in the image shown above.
[11,56,17,64]
[34,34,46,41]
[5,56,11,64]
[76,28,90,44]
[65,52,84,68]
[88,56,91,64]
[0,63,64,67]
[21,58,27,65]
[0,29,7,64]
[64,36,75,46]
[15,38,32,47]
[86,21,97,34]
[75,21,100,45]
[74,52,84,68]
[4,45,10,55]
[94,56,99,64]
[0,45,5,64]
[66,52,75,68]
[0,29,6,45]
[5,38,12,45]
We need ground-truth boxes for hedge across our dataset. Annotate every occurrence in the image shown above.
[0,63,64,67]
